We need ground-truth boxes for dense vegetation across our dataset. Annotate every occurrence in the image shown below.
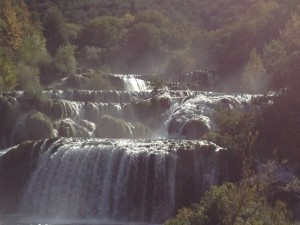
[0,0,299,91]
[1,0,300,223]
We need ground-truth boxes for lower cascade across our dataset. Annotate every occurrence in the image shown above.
[0,138,234,224]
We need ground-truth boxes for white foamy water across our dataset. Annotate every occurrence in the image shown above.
[15,138,220,224]
[114,74,149,92]
[166,92,256,138]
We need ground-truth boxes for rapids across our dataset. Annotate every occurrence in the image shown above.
[0,73,259,224]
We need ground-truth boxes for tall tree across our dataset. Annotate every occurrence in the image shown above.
[43,6,68,55]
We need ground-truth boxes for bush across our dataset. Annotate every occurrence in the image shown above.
[203,107,256,151]
[13,111,54,144]
[84,72,115,90]
[165,51,195,79]
[53,44,77,77]
[165,179,294,225]
[95,115,129,138]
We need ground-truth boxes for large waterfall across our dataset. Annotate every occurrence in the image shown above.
[21,139,178,223]
[0,73,254,224]
[0,138,226,224]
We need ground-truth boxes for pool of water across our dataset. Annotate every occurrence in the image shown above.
[0,215,161,225]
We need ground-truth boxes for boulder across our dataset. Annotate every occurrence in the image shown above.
[181,119,210,139]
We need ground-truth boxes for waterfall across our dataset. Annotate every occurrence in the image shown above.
[14,138,221,224]
[0,71,263,224]
[114,74,149,92]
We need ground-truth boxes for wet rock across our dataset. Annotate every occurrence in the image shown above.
[181,119,210,139]
[84,102,98,122]
[58,121,76,137]
[52,101,64,119]
[65,74,89,89]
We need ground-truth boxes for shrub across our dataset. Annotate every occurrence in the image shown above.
[84,72,115,90]
[13,111,53,144]
[165,51,195,79]
[53,44,77,77]
[95,115,128,138]
[165,179,294,225]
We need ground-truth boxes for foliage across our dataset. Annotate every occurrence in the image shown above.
[126,22,162,56]
[84,72,115,90]
[17,33,49,66]
[165,157,296,225]
[165,181,293,225]
[53,44,77,77]
[165,51,195,77]
[95,115,129,138]
[203,107,257,151]
[149,75,166,92]
[13,111,53,144]
[15,63,43,99]
[241,49,267,93]
[0,0,23,50]
[77,16,121,49]
[254,91,300,161]
[0,49,16,92]
[42,6,68,55]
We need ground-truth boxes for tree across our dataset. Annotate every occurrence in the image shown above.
[165,51,195,78]
[0,49,16,92]
[53,44,77,77]
[126,22,162,56]
[262,39,287,88]
[43,6,68,55]
[17,33,49,66]
[165,161,296,225]
[277,14,300,89]
[0,0,22,50]
[241,49,267,93]
[77,16,121,50]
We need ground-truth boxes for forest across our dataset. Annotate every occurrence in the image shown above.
[0,0,299,90]
[1,0,300,224]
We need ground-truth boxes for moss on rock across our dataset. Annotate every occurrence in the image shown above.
[95,115,128,138]
[13,111,54,144]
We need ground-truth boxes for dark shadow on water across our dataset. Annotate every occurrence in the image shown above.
[0,215,162,225]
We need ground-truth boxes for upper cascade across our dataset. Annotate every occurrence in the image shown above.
[0,88,262,149]
[112,74,149,92]
[166,92,257,139]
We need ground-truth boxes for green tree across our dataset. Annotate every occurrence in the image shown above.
[43,6,68,55]
[241,49,267,93]
[278,14,300,89]
[126,22,162,56]
[165,51,195,77]
[53,44,77,77]
[262,39,287,88]
[17,33,49,65]
[165,168,294,225]
[0,0,22,50]
[77,16,121,50]
[0,49,16,92]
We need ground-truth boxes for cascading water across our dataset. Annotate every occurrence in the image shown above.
[0,72,261,224]
[0,138,222,224]
[113,74,149,92]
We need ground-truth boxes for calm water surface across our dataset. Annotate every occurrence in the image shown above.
[0,215,161,225]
